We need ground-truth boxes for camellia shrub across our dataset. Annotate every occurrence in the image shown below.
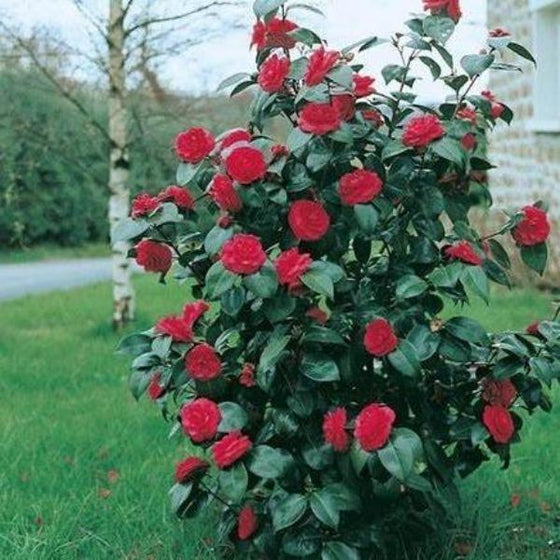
[117,0,560,557]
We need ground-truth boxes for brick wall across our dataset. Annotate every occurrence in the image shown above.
[484,0,560,284]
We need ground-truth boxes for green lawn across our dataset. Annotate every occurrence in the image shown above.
[0,279,559,559]
[0,243,110,264]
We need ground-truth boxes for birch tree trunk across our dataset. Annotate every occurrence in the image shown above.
[108,0,135,329]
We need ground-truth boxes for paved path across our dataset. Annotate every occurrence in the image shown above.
[0,258,116,301]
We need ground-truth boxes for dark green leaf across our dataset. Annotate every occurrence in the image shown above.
[423,16,455,44]
[301,353,340,382]
[218,402,249,432]
[388,340,420,377]
[520,243,548,276]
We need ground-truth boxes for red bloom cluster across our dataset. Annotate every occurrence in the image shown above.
[239,363,256,388]
[364,319,398,357]
[175,457,209,483]
[298,103,341,135]
[354,404,396,451]
[219,128,252,151]
[156,300,209,342]
[135,240,172,273]
[323,407,349,452]
[237,506,258,540]
[225,146,268,185]
[185,343,222,381]
[489,27,510,38]
[353,74,376,98]
[444,241,483,266]
[423,0,462,22]
[258,54,290,93]
[148,373,165,400]
[304,47,339,86]
[175,127,215,164]
[132,193,160,218]
[482,405,515,444]
[338,169,383,206]
[402,114,445,148]
[158,185,195,211]
[209,174,242,213]
[221,234,267,275]
[212,431,252,469]
[512,206,551,247]
[275,248,312,289]
[251,17,298,50]
[332,95,356,121]
[306,306,329,324]
[481,90,505,120]
[482,378,517,408]
[181,398,221,443]
[288,200,330,241]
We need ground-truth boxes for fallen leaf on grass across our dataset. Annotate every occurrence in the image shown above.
[98,488,111,499]
[454,541,473,556]
[511,493,522,508]
[107,469,120,484]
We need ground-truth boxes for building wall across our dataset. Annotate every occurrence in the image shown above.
[486,0,560,283]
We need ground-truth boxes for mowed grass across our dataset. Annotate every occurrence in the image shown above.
[0,243,110,264]
[0,278,559,559]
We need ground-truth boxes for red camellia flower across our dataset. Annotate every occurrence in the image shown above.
[156,316,193,342]
[461,133,477,152]
[304,46,339,86]
[489,27,510,38]
[175,457,209,483]
[250,20,266,49]
[258,54,290,93]
[271,144,289,160]
[482,405,515,444]
[185,344,222,381]
[481,90,505,119]
[306,306,329,324]
[339,169,383,206]
[423,0,462,22]
[237,506,258,540]
[275,248,313,289]
[332,94,356,121]
[209,174,242,213]
[180,398,222,443]
[526,321,541,336]
[225,146,268,185]
[444,241,483,266]
[132,193,160,218]
[158,185,195,211]
[264,17,298,49]
[457,107,477,125]
[135,240,172,274]
[512,206,551,247]
[353,74,376,98]
[362,109,384,127]
[219,128,252,151]
[239,363,256,388]
[354,404,396,452]
[402,114,445,148]
[323,407,350,452]
[148,373,165,400]
[212,431,252,469]
[298,102,341,135]
[364,319,398,357]
[221,234,267,275]
[482,378,518,408]
[288,200,330,241]
[156,300,209,343]
[175,127,215,164]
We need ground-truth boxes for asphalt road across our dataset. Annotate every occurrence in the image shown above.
[0,258,116,301]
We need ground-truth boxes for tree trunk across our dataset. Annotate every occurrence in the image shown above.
[108,0,135,329]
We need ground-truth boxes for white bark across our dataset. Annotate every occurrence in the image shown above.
[108,0,135,328]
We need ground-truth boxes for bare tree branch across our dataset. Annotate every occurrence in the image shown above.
[124,1,242,37]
